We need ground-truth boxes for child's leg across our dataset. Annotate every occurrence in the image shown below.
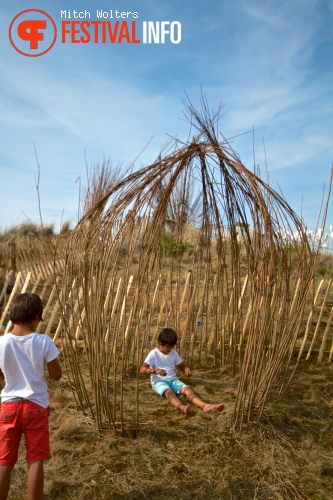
[0,465,14,500]
[27,460,44,500]
[164,389,191,414]
[22,401,49,499]
[181,387,224,413]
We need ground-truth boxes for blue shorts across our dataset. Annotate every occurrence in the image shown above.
[152,378,190,398]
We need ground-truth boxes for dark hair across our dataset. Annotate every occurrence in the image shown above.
[9,293,44,325]
[158,328,178,346]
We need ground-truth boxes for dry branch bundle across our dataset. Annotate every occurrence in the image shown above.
[58,96,324,431]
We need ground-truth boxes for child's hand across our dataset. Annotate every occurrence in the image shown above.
[184,367,192,377]
[156,369,167,376]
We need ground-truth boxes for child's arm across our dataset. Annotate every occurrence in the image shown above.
[47,357,62,381]
[176,362,192,377]
[140,362,166,376]
[0,368,4,381]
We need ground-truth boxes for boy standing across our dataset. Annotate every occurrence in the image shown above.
[140,327,224,415]
[0,293,62,500]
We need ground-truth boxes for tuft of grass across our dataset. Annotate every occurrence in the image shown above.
[60,220,72,235]
[0,221,55,242]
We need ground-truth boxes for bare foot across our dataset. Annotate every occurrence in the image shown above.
[178,404,191,415]
[203,403,224,413]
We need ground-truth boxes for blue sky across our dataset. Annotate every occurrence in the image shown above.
[1,0,332,233]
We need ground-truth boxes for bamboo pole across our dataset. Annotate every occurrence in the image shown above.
[179,271,193,351]
[0,278,10,310]
[49,281,72,340]
[297,280,324,361]
[329,336,333,363]
[0,272,23,333]
[307,279,332,360]
[104,278,123,344]
[36,278,60,333]
[31,273,43,293]
[4,272,31,333]
[146,275,161,349]
[318,298,333,362]
[205,274,218,356]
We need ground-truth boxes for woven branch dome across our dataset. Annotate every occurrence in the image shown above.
[60,97,315,431]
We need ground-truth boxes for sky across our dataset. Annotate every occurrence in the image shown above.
[1,0,333,234]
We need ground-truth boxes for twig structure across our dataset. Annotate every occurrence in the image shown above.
[51,99,331,430]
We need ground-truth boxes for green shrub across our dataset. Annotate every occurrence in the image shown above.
[317,267,327,277]
[159,233,194,256]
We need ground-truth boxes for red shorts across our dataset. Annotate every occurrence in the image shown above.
[0,400,50,466]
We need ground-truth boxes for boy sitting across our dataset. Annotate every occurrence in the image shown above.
[0,293,62,500]
[140,327,224,415]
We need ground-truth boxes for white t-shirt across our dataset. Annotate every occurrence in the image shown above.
[144,347,182,384]
[0,332,60,407]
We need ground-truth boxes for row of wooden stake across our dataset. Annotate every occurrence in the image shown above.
[1,271,333,363]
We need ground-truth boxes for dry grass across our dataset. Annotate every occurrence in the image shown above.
[0,222,56,243]
[5,359,333,500]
